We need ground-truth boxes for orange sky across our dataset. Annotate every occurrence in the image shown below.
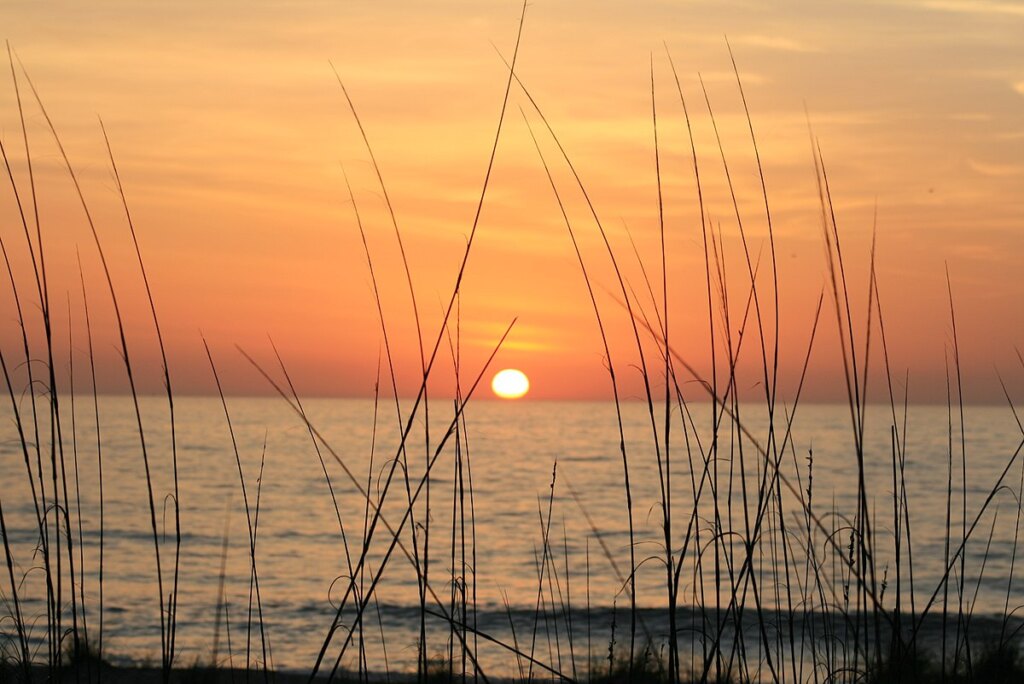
[0,0,1022,404]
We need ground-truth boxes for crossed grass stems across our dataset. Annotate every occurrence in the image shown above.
[2,7,1024,684]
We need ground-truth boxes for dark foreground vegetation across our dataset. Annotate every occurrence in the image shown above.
[3,641,1024,684]
[2,6,1024,684]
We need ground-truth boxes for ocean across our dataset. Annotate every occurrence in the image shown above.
[1,396,1022,677]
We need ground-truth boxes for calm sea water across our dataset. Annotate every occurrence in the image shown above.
[2,396,1023,675]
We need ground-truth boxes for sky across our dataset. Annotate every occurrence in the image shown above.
[0,0,1022,403]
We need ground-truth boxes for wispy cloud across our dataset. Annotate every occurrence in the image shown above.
[730,34,819,53]
[949,112,993,122]
[968,159,1024,176]
[917,0,1024,18]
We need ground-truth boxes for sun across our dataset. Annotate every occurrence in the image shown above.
[491,368,530,400]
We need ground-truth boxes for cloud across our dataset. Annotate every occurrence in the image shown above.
[730,34,819,53]
[949,112,993,122]
[967,159,1024,176]
[917,0,1024,18]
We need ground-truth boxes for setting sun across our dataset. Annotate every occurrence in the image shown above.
[491,368,530,399]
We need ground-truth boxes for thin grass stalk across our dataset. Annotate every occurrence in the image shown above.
[328,84,431,670]
[862,221,883,673]
[363,354,391,684]
[467,434,479,684]
[0,308,39,681]
[212,495,233,669]
[4,47,50,593]
[649,59,680,684]
[532,545,555,679]
[785,432,814,683]
[0,138,50,656]
[340,163,426,668]
[436,303,463,678]
[683,236,749,675]
[72,264,104,684]
[527,463,559,683]
[9,52,67,670]
[729,45,802,679]
[811,136,885,678]
[667,50,721,681]
[816,143,882,663]
[726,39,781,399]
[442,303,471,684]
[99,122,182,667]
[697,76,780,681]
[721,70,780,384]
[204,340,270,683]
[585,539,591,684]
[501,590,526,683]
[872,334,917,674]
[449,404,462,681]
[539,506,565,678]
[998,376,1024,649]
[54,358,76,671]
[643,341,731,672]
[67,298,91,678]
[772,421,798,684]
[946,267,970,677]
[78,258,104,681]
[0,450,30,679]
[669,390,707,679]
[459,409,469,683]
[452,311,480,684]
[225,597,237,684]
[327,78,434,660]
[355,357,384,684]
[704,229,746,679]
[961,508,1000,678]
[542,507,574,679]
[251,437,272,675]
[889,425,903,660]
[21,65,168,678]
[899,375,916,637]
[4,49,59,671]
[520,113,639,673]
[943,358,954,679]
[562,525,576,682]
[678,401,711,678]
